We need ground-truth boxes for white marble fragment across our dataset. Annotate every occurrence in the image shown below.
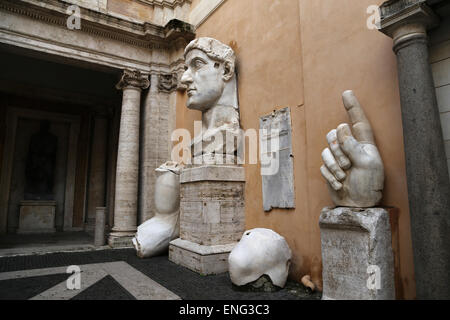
[132,162,182,258]
[320,90,385,207]
[228,228,292,288]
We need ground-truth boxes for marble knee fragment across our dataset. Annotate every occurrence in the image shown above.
[133,162,182,258]
[228,228,292,288]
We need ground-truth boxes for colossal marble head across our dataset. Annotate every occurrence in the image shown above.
[181,37,236,112]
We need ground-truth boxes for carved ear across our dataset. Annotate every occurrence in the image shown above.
[222,60,234,82]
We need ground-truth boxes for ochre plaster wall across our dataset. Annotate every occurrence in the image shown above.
[176,0,416,299]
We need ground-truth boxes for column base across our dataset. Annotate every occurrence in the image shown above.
[169,238,237,275]
[108,231,135,248]
[319,207,395,300]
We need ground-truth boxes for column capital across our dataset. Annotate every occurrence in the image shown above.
[379,0,439,50]
[116,69,150,91]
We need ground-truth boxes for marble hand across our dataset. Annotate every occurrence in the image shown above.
[320,90,384,207]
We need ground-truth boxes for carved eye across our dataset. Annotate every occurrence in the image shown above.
[193,59,205,69]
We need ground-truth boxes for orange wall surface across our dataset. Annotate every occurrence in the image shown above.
[177,0,416,299]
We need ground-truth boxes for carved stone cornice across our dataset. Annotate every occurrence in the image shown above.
[0,0,195,50]
[116,70,150,91]
[137,0,192,9]
[380,0,423,19]
[379,0,439,37]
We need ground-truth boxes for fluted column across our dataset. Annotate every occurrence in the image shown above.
[108,70,149,247]
[380,0,450,299]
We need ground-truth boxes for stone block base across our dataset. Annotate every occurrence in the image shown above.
[169,238,237,275]
[179,165,245,246]
[18,201,56,234]
[108,232,135,248]
[319,207,395,300]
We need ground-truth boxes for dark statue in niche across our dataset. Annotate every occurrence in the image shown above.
[24,120,57,200]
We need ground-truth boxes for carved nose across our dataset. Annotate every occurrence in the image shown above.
[181,70,193,86]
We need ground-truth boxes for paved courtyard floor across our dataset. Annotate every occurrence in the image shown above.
[0,232,98,256]
[0,248,322,300]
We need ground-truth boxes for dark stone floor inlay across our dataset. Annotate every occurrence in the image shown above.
[71,275,136,300]
[0,273,68,300]
[0,249,322,300]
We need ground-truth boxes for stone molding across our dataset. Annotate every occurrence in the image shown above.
[0,0,195,50]
[0,0,194,77]
[116,70,150,90]
[137,0,192,9]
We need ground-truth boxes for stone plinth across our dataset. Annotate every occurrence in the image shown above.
[169,165,245,275]
[169,238,236,275]
[94,207,107,247]
[319,207,395,300]
[18,200,56,234]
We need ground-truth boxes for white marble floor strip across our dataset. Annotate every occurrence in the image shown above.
[0,266,69,281]
[101,261,180,300]
[30,266,108,300]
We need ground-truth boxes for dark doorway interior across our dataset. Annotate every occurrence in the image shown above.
[0,45,122,251]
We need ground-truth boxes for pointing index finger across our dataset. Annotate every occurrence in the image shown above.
[342,90,375,144]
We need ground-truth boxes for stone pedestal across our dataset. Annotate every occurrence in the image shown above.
[169,165,245,275]
[319,207,395,300]
[18,200,56,234]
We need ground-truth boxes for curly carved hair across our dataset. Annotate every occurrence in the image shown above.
[184,37,235,72]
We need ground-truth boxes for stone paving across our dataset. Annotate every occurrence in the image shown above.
[0,248,322,300]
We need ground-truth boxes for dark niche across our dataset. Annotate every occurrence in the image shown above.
[24,120,58,200]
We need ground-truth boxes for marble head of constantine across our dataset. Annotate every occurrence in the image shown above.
[181,37,237,112]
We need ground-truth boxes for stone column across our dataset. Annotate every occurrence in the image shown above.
[379,0,450,299]
[108,70,150,247]
[85,116,108,234]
